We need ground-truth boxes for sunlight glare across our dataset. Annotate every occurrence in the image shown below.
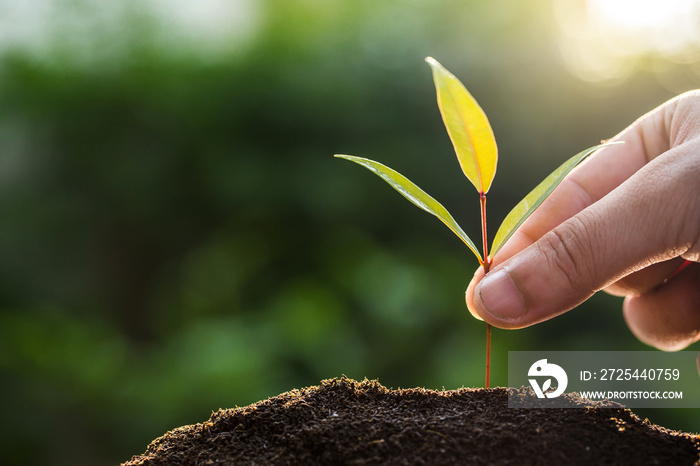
[588,0,699,53]
[555,0,700,83]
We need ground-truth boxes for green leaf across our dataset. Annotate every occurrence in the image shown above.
[426,57,498,194]
[489,142,622,258]
[335,154,483,263]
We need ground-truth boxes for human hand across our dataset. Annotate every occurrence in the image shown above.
[466,91,700,351]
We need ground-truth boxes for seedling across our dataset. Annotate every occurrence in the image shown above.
[335,57,619,387]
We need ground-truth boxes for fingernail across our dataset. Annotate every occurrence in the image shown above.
[476,269,526,319]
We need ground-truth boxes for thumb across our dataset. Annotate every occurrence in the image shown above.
[470,143,700,328]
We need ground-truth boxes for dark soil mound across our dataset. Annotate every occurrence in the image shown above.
[123,377,700,465]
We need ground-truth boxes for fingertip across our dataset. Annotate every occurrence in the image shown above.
[623,296,696,351]
[466,268,484,321]
[623,265,700,351]
[466,300,484,321]
[474,268,527,321]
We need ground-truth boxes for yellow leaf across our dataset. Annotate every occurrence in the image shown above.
[426,57,497,194]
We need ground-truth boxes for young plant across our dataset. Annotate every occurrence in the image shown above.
[335,57,619,388]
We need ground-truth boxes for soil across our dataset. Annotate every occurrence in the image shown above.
[123,377,700,465]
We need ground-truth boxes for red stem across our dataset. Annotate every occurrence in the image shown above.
[667,260,692,282]
[485,323,491,388]
[480,192,492,388]
[480,193,489,268]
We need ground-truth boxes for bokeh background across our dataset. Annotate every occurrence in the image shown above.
[1,0,699,464]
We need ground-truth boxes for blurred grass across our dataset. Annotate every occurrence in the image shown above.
[0,0,699,464]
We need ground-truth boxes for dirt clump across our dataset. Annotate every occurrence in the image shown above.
[123,377,700,465]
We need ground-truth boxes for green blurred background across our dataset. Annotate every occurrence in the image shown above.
[1,0,699,464]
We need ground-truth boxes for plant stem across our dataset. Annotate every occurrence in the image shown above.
[480,192,492,388]
[485,323,491,388]
[480,193,489,270]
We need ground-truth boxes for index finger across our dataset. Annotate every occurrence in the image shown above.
[466,95,679,321]
[489,96,677,269]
